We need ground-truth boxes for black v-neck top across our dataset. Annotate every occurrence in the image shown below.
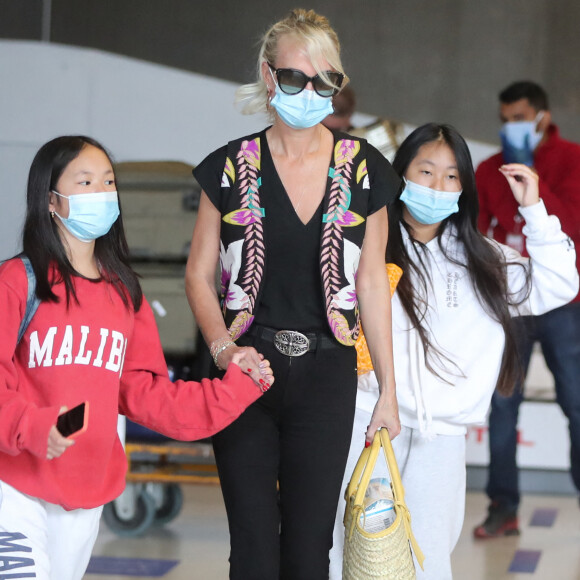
[194,129,400,332]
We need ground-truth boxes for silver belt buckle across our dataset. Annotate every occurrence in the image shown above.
[274,330,310,357]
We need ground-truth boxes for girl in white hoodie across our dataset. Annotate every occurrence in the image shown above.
[330,123,579,579]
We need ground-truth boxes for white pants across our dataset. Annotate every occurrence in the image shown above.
[330,398,466,580]
[0,481,103,580]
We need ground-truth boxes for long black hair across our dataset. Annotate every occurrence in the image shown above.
[21,135,142,311]
[388,123,528,395]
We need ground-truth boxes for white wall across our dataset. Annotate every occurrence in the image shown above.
[0,40,270,257]
[0,40,498,258]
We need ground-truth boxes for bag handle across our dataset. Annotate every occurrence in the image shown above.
[345,429,425,569]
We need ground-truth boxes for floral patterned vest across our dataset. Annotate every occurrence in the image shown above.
[219,130,374,346]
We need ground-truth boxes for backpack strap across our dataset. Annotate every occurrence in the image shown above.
[17,256,41,344]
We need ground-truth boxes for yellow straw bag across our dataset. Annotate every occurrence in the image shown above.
[343,429,425,579]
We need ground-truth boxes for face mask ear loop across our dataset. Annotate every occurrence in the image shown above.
[266,66,279,104]
[50,190,67,221]
[268,66,278,88]
[51,190,68,201]
[534,111,545,132]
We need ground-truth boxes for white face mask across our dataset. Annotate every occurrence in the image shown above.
[52,190,120,242]
[500,111,545,165]
[400,178,462,225]
[269,68,333,129]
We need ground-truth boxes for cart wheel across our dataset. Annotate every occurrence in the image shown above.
[152,484,184,526]
[103,490,156,537]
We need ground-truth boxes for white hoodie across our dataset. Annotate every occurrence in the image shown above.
[357,200,579,437]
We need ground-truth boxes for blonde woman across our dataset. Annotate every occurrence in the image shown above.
[186,9,401,579]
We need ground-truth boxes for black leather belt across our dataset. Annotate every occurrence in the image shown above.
[247,325,337,356]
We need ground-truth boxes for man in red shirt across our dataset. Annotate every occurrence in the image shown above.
[474,81,580,538]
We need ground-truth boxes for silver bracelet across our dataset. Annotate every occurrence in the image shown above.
[210,338,235,370]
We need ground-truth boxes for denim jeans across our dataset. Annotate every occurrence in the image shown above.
[486,302,580,510]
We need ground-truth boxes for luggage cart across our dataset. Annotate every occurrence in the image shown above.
[103,351,219,537]
[102,420,219,537]
[103,161,213,536]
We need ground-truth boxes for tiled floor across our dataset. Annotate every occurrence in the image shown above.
[455,492,580,579]
[87,483,580,579]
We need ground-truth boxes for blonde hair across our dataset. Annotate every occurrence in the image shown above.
[236,8,349,117]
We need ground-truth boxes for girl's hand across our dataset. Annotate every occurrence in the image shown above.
[232,351,275,391]
[47,407,75,459]
[499,163,540,207]
[365,390,401,445]
[220,345,274,390]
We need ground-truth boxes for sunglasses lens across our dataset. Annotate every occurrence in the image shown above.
[313,72,343,97]
[277,69,306,95]
[274,67,344,97]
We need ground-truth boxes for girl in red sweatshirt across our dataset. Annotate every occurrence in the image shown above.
[0,136,273,580]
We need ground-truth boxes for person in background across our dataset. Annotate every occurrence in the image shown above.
[322,83,356,132]
[474,81,580,538]
[0,136,272,580]
[185,9,401,579]
[329,123,578,579]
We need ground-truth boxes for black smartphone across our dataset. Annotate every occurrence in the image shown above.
[56,401,89,438]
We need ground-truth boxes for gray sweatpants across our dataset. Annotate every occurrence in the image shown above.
[330,395,466,580]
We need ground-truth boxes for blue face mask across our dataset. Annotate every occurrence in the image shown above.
[400,178,462,225]
[270,77,333,129]
[499,112,544,166]
[52,190,120,242]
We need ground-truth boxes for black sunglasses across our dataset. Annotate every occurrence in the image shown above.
[268,63,344,98]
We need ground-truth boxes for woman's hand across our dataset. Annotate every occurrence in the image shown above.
[499,163,540,207]
[47,407,75,459]
[222,346,274,390]
[365,390,401,445]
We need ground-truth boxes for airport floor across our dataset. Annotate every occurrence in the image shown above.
[86,483,580,580]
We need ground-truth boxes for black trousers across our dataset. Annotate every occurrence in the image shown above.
[212,330,357,580]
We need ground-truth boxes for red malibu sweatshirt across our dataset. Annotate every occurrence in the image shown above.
[476,124,580,302]
[0,258,261,509]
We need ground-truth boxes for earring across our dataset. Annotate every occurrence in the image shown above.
[50,211,55,219]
